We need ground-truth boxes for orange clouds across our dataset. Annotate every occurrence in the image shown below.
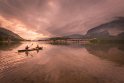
[0,16,49,39]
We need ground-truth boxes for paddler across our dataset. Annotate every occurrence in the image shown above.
[36,45,40,49]
[25,45,29,50]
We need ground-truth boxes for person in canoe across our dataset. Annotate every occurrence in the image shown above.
[36,44,40,49]
[25,45,29,50]
[25,44,33,50]
[36,44,43,50]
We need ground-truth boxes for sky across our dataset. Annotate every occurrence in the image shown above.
[0,0,124,39]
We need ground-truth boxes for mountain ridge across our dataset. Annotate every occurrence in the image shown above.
[0,27,24,41]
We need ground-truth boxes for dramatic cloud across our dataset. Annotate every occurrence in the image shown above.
[0,0,124,39]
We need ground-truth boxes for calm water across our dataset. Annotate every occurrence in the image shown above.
[0,42,124,83]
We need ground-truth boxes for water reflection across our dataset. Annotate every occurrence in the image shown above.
[85,44,124,65]
[0,42,124,83]
[18,49,40,56]
[0,42,22,51]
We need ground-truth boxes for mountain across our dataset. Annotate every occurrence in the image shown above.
[39,17,124,40]
[0,27,24,41]
[86,30,112,39]
[118,32,124,37]
[63,34,84,39]
[117,32,124,39]
[86,17,124,39]
[64,17,124,40]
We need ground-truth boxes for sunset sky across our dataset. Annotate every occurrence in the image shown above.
[0,0,124,39]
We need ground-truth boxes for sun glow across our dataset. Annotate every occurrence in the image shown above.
[0,16,49,40]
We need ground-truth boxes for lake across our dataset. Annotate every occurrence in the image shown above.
[0,42,124,83]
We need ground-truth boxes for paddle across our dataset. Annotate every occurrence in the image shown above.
[28,43,33,48]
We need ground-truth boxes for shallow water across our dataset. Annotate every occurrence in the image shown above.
[0,42,124,83]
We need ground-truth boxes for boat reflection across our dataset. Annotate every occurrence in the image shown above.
[18,49,41,57]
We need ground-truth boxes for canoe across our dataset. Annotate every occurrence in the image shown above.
[18,47,43,52]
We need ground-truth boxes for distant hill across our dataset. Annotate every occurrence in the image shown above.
[86,30,112,39]
[117,32,124,39]
[39,17,124,41]
[63,34,83,39]
[86,17,124,39]
[61,17,124,40]
[87,17,124,34]
[0,27,24,41]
